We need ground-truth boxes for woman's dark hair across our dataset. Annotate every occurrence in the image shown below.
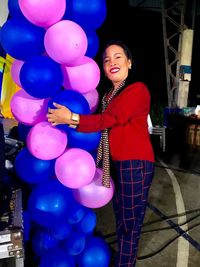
[103,40,133,62]
[96,40,141,100]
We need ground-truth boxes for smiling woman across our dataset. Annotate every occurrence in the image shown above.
[102,43,132,89]
[47,39,155,267]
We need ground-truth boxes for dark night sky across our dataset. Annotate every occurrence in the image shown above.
[95,1,168,106]
[95,1,200,107]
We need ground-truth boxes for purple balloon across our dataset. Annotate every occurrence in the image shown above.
[62,56,100,94]
[19,0,66,28]
[55,148,96,189]
[11,59,24,87]
[83,89,99,113]
[72,168,115,208]
[44,20,88,65]
[27,121,67,160]
[10,89,49,125]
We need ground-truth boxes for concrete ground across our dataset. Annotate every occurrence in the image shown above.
[0,118,200,266]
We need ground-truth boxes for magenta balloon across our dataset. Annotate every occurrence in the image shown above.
[44,20,88,65]
[27,121,67,160]
[10,89,49,125]
[18,0,66,28]
[11,59,24,87]
[83,89,99,113]
[72,168,115,208]
[62,56,100,94]
[55,148,96,189]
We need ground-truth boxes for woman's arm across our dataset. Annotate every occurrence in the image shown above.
[47,82,150,132]
[47,102,117,131]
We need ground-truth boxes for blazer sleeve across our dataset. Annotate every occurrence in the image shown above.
[78,82,150,133]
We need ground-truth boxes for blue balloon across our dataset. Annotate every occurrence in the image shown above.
[15,147,55,184]
[67,130,101,151]
[85,31,99,58]
[28,180,74,227]
[32,228,59,257]
[51,222,72,241]
[75,209,97,235]
[63,0,74,20]
[67,202,86,224]
[20,56,63,98]
[23,211,32,242]
[8,0,24,18]
[77,236,111,267]
[69,0,107,31]
[48,89,90,131]
[48,89,90,114]
[0,19,45,61]
[40,247,76,267]
[63,231,86,256]
[89,149,97,161]
[17,123,32,143]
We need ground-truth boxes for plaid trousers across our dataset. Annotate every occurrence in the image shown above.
[112,159,154,267]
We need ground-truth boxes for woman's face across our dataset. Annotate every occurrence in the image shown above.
[103,44,132,89]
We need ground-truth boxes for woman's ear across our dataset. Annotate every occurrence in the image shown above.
[128,59,132,69]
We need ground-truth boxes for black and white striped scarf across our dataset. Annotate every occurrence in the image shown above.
[96,80,126,188]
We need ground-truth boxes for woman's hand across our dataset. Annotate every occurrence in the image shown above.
[47,102,72,126]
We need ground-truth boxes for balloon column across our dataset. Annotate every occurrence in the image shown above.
[1,0,114,266]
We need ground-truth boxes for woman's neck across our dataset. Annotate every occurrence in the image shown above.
[112,80,126,90]
[113,82,122,90]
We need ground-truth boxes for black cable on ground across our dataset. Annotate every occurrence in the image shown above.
[143,207,200,227]
[138,222,200,260]
[104,207,200,239]
[142,212,200,234]
[147,203,200,252]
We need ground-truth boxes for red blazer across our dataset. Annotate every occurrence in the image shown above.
[78,82,155,162]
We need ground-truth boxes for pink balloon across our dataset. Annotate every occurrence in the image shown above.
[10,89,49,125]
[62,56,100,94]
[18,0,66,28]
[55,148,96,189]
[11,59,24,87]
[44,20,88,65]
[83,89,99,113]
[27,121,67,160]
[72,168,115,208]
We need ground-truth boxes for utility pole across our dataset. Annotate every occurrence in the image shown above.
[161,0,196,108]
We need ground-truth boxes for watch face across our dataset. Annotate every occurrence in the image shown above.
[71,113,79,122]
